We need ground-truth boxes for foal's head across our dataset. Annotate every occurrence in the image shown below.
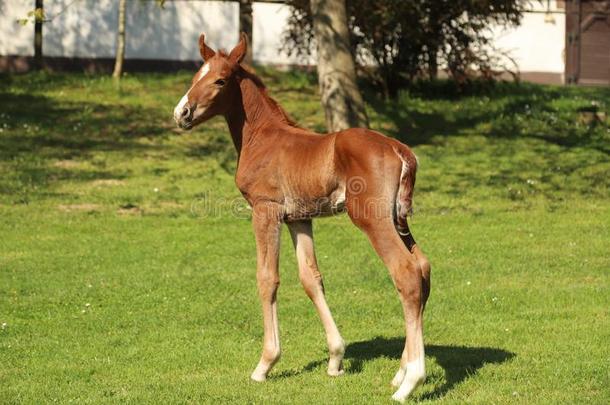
[173,33,247,130]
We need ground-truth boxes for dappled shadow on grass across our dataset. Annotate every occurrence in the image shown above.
[255,66,318,94]
[274,336,514,400]
[368,80,610,154]
[0,92,170,197]
[0,92,168,151]
[365,81,610,203]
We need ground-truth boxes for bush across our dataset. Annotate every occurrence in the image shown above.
[283,0,526,97]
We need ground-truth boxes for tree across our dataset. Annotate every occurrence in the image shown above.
[239,0,254,64]
[19,0,82,71]
[34,0,44,70]
[112,0,127,79]
[310,0,368,132]
[285,0,526,97]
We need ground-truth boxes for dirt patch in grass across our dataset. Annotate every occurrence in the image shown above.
[57,203,102,212]
[53,160,82,169]
[158,202,183,209]
[91,179,126,187]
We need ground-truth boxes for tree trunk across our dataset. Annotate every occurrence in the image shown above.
[34,0,43,70]
[428,47,438,80]
[112,0,127,79]
[310,0,368,132]
[239,0,253,65]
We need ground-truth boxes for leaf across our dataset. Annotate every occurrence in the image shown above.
[20,7,45,25]
[33,7,46,22]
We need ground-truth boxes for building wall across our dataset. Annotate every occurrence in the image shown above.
[0,0,34,56]
[492,1,566,84]
[0,0,307,63]
[1,0,239,59]
[0,0,565,83]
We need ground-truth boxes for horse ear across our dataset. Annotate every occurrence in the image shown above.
[199,33,216,62]
[229,32,248,65]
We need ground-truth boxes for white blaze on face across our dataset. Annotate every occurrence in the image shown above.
[173,62,211,123]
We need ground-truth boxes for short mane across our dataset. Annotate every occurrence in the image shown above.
[237,65,299,128]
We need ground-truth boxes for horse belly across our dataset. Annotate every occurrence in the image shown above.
[284,183,346,221]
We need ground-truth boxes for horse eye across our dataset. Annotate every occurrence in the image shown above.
[215,79,226,86]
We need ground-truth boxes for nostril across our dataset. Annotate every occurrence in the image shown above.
[181,106,190,119]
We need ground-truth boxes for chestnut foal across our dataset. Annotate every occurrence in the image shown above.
[173,33,431,402]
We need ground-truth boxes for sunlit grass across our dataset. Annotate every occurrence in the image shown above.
[0,70,608,403]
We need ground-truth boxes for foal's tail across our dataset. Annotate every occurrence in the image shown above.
[392,145,418,235]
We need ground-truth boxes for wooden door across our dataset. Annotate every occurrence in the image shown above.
[565,0,610,85]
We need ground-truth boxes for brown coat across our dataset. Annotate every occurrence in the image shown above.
[173,33,431,402]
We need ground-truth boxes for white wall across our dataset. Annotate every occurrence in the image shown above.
[2,0,239,60]
[0,0,565,78]
[492,5,566,75]
[253,1,314,65]
[0,0,35,56]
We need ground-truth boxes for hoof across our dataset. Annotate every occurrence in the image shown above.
[327,368,345,377]
[392,375,424,403]
[250,372,267,382]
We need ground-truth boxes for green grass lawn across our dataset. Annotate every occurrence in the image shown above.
[0,70,609,404]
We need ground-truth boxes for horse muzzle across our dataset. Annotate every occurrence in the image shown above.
[173,104,194,130]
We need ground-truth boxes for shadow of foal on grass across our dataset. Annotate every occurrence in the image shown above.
[277,336,514,400]
[346,337,514,399]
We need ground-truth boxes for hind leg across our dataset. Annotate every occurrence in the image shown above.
[288,220,345,376]
[350,213,426,402]
[397,224,430,307]
[391,224,431,389]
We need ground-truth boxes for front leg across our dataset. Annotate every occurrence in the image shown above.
[250,202,283,382]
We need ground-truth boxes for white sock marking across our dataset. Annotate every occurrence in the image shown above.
[392,359,425,402]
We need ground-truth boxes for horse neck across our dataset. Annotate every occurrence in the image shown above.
[224,75,288,156]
